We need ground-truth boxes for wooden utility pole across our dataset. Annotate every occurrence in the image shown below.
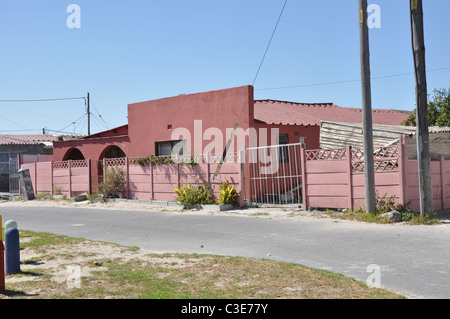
[410,0,433,216]
[87,92,91,136]
[358,0,376,213]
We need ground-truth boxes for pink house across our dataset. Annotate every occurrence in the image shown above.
[31,85,447,212]
[53,85,409,161]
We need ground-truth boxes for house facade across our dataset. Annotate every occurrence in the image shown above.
[52,85,410,162]
[0,134,57,193]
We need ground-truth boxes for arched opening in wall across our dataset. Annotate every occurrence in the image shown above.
[63,148,85,161]
[101,145,126,159]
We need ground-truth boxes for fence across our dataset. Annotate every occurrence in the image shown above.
[22,156,243,205]
[21,136,450,213]
[301,135,450,213]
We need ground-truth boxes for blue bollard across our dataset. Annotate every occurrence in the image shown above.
[5,228,20,275]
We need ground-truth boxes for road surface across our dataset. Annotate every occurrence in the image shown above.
[1,205,450,299]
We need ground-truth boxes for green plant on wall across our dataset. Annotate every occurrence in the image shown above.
[98,166,126,198]
[135,155,175,166]
[179,156,198,168]
[174,181,214,207]
[135,155,198,167]
[217,180,238,205]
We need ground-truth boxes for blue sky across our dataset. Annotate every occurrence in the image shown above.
[0,0,449,135]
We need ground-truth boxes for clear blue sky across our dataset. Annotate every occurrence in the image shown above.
[0,0,449,135]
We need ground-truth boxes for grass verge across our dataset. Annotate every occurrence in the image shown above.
[0,230,405,299]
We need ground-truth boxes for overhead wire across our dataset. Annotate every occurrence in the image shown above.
[0,97,86,103]
[255,66,450,91]
[0,95,87,133]
[54,113,88,134]
[0,101,70,122]
[212,0,289,183]
[90,100,114,129]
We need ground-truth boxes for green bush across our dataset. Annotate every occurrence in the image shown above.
[217,180,238,205]
[174,182,214,207]
[98,167,127,198]
[135,155,175,166]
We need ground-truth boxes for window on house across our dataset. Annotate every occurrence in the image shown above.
[105,146,126,159]
[277,134,289,163]
[156,140,186,156]
[0,154,9,173]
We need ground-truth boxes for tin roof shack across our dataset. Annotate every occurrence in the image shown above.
[0,134,59,194]
[320,121,450,160]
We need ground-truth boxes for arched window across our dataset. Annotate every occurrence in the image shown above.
[63,148,85,161]
[102,146,126,159]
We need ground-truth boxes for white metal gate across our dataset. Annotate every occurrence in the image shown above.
[242,140,304,206]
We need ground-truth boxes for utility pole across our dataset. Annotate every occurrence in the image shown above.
[410,0,433,216]
[87,92,90,136]
[358,0,376,213]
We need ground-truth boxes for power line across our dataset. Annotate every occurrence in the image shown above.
[0,113,35,131]
[213,0,289,183]
[0,97,86,103]
[55,113,88,134]
[255,66,450,91]
[90,101,114,129]
[252,0,288,86]
[0,101,70,122]
[0,129,35,133]
[45,129,83,135]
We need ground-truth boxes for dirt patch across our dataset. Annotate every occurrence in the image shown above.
[2,234,204,299]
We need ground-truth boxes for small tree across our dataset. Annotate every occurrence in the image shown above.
[98,167,127,198]
[403,88,450,127]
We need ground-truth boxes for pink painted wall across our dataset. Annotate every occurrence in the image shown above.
[119,161,242,204]
[127,85,254,157]
[54,86,256,162]
[21,154,53,164]
[404,157,450,213]
[53,136,131,162]
[52,85,322,162]
[302,151,351,209]
[23,158,243,205]
[301,137,450,213]
[22,160,90,197]
[252,123,320,150]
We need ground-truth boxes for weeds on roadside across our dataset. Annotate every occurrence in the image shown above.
[327,193,440,225]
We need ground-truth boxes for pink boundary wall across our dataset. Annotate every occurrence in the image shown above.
[22,160,91,197]
[22,158,243,205]
[21,135,449,213]
[301,136,450,213]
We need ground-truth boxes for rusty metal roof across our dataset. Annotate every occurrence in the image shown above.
[254,99,410,126]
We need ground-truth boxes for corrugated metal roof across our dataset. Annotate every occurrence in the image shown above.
[254,99,410,126]
[0,134,59,146]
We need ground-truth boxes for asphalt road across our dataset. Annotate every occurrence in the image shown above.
[1,206,450,299]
